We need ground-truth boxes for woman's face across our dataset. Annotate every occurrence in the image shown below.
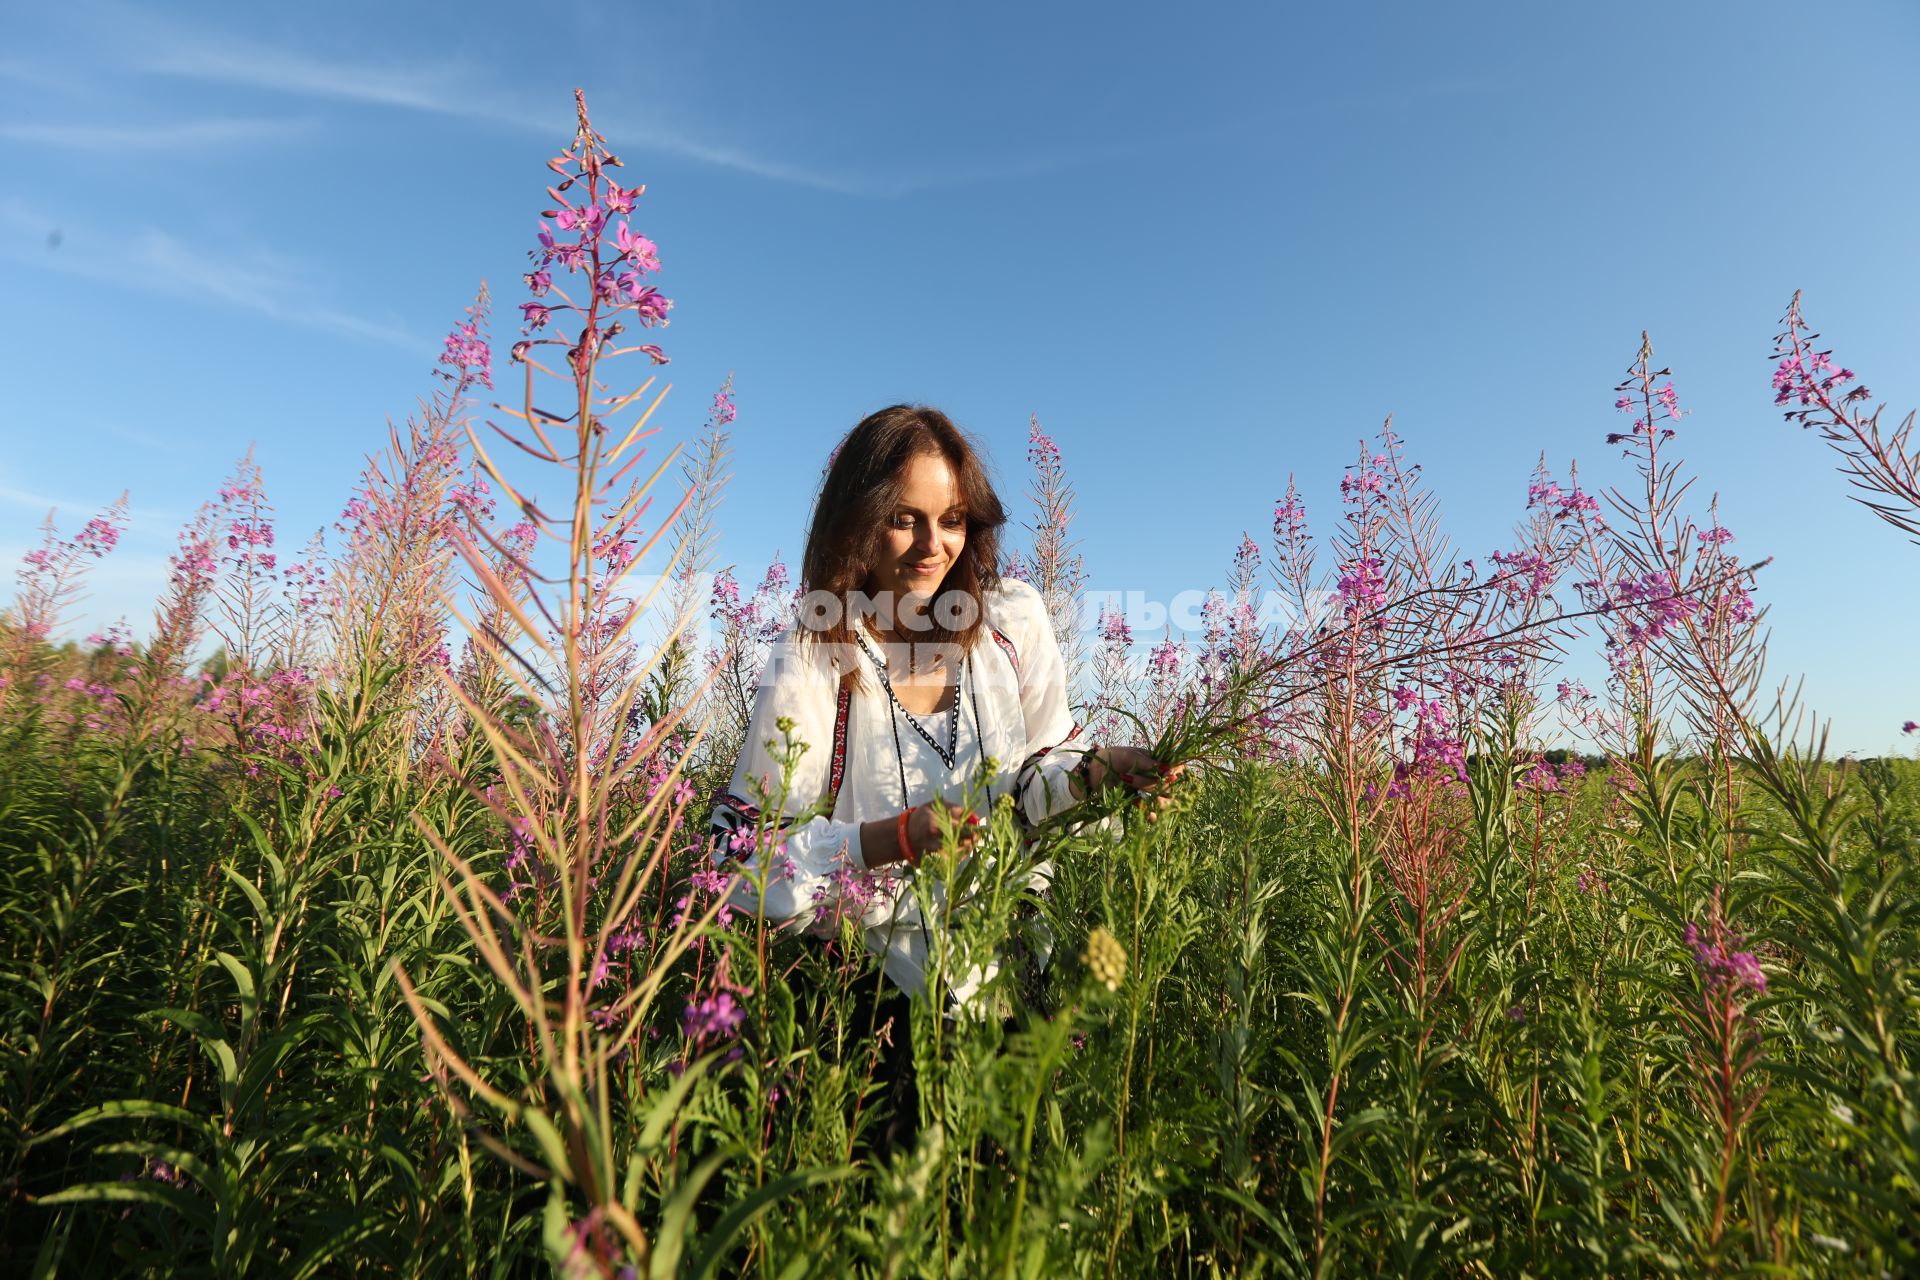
[870,450,966,609]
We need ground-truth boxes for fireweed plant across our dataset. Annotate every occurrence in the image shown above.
[1,90,1917,1277]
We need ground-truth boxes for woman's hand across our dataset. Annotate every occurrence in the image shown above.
[858,797,981,870]
[909,796,983,857]
[1084,746,1185,822]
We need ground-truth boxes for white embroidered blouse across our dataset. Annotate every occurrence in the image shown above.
[707,578,1089,998]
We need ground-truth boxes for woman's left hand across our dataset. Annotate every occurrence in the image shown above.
[1091,746,1185,822]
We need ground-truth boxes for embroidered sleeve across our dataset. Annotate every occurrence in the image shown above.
[706,632,866,927]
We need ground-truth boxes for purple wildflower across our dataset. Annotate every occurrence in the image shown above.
[1684,917,1767,997]
[682,992,744,1045]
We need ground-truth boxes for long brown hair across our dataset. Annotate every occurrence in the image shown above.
[799,405,1006,677]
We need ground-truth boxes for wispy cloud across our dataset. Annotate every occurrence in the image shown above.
[129,32,878,192]
[0,117,315,151]
[136,38,520,125]
[0,58,79,92]
[0,480,179,533]
[0,481,91,516]
[13,0,1137,197]
[116,17,1114,197]
[0,198,425,352]
[97,418,188,453]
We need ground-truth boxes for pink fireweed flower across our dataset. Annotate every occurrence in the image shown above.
[1772,351,1859,407]
[1027,418,1062,468]
[688,865,734,898]
[1604,569,1700,653]
[1201,591,1230,653]
[1903,721,1917,734]
[227,520,273,550]
[534,219,585,272]
[628,287,671,326]
[1261,484,1316,639]
[809,858,883,930]
[613,222,660,273]
[710,570,742,614]
[681,992,744,1045]
[1147,636,1184,681]
[1558,488,1599,516]
[1523,761,1562,793]
[603,180,641,214]
[438,318,493,390]
[1339,466,1384,500]
[1335,556,1387,613]
[1684,916,1767,997]
[142,1158,186,1188]
[553,201,605,235]
[1488,548,1558,600]
[1232,534,1260,585]
[85,620,135,656]
[75,517,120,557]
[448,475,495,521]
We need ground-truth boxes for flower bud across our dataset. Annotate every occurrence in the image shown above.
[1084,926,1126,992]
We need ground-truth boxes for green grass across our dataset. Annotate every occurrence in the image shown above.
[2,664,1915,1277]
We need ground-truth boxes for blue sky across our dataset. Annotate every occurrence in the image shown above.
[2,0,1916,754]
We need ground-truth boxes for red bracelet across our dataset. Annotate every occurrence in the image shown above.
[896,806,919,867]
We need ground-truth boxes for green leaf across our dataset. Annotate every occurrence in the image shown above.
[649,1150,732,1280]
[37,1179,215,1234]
[521,1108,574,1183]
[222,863,271,923]
[28,1098,203,1146]
[685,1167,853,1280]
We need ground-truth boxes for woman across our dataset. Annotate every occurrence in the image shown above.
[706,404,1175,1147]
